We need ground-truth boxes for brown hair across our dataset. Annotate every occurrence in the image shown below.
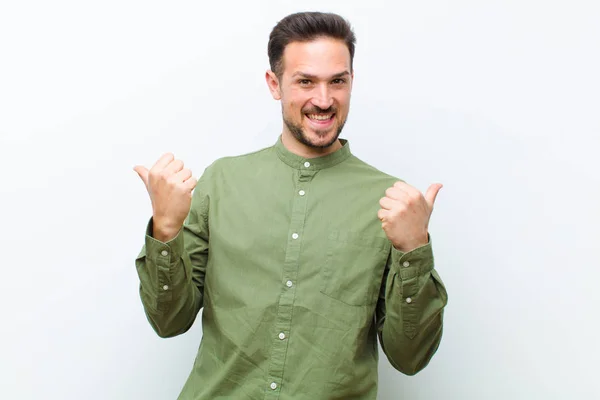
[268,12,356,79]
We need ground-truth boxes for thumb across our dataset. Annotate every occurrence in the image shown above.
[424,183,443,209]
[133,165,150,189]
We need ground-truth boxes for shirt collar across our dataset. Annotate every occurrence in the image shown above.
[274,135,352,170]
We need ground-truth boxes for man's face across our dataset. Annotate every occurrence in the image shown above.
[267,37,353,149]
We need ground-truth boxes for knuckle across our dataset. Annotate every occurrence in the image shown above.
[166,175,178,185]
[149,170,162,181]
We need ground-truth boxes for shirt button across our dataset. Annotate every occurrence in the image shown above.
[406,297,412,303]
[403,261,410,267]
[286,280,293,288]
[279,332,286,340]
[270,382,277,390]
[161,250,168,257]
[292,233,299,239]
[298,190,305,196]
[163,285,169,291]
[304,161,310,168]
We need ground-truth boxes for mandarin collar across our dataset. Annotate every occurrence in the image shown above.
[274,135,352,170]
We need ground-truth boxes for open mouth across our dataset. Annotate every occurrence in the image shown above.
[305,113,335,127]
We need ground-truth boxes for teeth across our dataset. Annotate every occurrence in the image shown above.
[307,114,332,121]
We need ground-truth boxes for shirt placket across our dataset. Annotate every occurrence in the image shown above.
[263,161,317,399]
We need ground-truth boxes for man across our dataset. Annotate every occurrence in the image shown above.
[134,11,448,400]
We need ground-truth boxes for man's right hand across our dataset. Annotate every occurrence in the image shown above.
[134,153,198,242]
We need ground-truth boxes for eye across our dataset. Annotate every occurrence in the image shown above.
[331,78,346,85]
[298,79,312,85]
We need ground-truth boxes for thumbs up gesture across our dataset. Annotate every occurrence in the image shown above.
[134,153,197,242]
[377,181,443,252]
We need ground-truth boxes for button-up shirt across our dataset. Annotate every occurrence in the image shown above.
[135,136,448,399]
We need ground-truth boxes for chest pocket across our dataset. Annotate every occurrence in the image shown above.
[320,230,390,306]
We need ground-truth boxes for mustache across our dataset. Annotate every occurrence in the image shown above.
[303,106,337,114]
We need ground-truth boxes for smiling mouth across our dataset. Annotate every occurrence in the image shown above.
[305,113,335,122]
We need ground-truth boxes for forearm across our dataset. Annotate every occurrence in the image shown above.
[377,240,448,375]
[135,221,204,338]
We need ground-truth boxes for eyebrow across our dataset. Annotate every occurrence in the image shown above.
[292,71,351,80]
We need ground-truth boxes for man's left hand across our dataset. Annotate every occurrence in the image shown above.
[378,181,443,253]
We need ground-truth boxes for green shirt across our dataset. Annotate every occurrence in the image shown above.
[135,137,448,399]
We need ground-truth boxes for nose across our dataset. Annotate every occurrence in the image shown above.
[311,83,334,110]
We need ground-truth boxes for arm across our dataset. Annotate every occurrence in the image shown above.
[375,238,448,375]
[134,160,210,338]
[376,180,447,374]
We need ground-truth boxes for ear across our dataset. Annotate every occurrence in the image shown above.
[265,70,282,100]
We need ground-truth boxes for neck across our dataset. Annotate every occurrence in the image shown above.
[280,130,342,159]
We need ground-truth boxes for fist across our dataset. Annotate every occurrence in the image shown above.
[377,181,443,252]
[134,153,197,242]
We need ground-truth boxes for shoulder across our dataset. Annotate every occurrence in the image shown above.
[344,154,404,188]
[201,144,274,177]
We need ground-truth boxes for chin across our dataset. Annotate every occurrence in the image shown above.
[305,130,340,148]
[284,115,344,149]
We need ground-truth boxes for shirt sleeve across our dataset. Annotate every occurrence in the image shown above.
[375,235,448,375]
[134,173,210,338]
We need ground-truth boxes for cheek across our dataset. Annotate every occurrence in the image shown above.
[286,90,311,111]
[282,100,304,123]
[338,94,352,113]
[286,98,306,116]
[334,100,348,115]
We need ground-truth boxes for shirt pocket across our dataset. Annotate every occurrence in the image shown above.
[320,230,390,306]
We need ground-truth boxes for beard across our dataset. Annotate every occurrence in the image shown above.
[283,107,347,149]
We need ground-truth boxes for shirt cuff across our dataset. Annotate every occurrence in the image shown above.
[390,234,434,295]
[143,218,185,270]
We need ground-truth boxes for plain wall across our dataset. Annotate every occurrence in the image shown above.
[1,0,599,399]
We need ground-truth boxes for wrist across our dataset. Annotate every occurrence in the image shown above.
[392,234,428,253]
[152,217,182,243]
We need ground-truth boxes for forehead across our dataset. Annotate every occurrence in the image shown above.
[281,37,351,78]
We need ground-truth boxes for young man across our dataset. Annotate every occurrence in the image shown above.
[134,11,448,400]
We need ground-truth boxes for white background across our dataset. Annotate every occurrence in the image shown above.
[1,0,599,399]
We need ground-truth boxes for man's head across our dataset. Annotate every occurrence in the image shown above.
[266,12,356,151]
